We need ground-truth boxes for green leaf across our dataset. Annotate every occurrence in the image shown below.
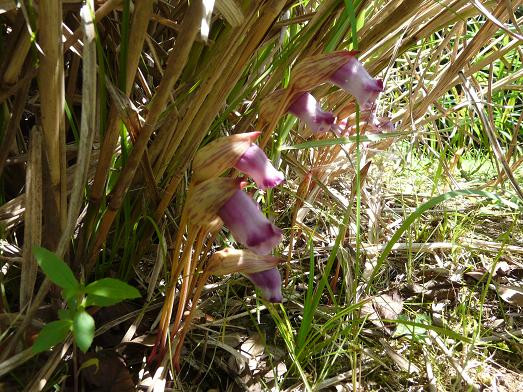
[85,278,141,301]
[393,314,430,342]
[73,311,95,353]
[58,308,74,321]
[33,247,80,292]
[32,320,71,354]
[85,294,122,307]
[63,287,79,303]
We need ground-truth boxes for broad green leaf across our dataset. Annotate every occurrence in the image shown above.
[58,308,74,321]
[85,294,122,307]
[63,287,79,303]
[32,320,71,354]
[85,278,141,300]
[33,247,80,292]
[393,314,430,342]
[73,311,95,353]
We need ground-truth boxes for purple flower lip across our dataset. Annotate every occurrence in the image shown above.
[234,144,284,190]
[246,267,283,303]
[288,92,337,134]
[218,190,282,255]
[245,223,282,254]
[328,57,384,108]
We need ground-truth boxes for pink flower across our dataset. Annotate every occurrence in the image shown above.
[235,144,284,189]
[329,57,383,109]
[246,267,283,303]
[192,132,260,184]
[288,92,336,133]
[369,116,394,133]
[218,190,282,255]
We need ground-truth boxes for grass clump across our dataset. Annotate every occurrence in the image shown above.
[0,1,522,391]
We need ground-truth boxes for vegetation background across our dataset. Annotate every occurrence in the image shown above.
[0,0,522,390]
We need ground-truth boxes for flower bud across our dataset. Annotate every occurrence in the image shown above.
[186,177,243,224]
[192,132,260,183]
[328,56,383,109]
[292,50,359,92]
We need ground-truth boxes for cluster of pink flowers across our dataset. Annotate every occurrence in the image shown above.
[191,132,285,302]
[197,52,385,303]
[217,164,284,302]
[265,51,387,136]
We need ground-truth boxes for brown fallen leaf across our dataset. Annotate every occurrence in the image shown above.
[464,271,486,282]
[464,270,523,306]
[496,284,523,307]
[361,291,403,334]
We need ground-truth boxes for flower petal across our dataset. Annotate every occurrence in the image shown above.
[288,92,336,133]
[328,56,383,108]
[218,190,282,255]
[246,267,283,303]
[234,144,284,189]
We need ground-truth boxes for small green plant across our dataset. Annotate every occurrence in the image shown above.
[31,247,141,353]
[393,313,431,343]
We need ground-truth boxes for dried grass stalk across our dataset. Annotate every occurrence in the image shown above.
[215,0,245,26]
[412,0,522,119]
[20,127,42,308]
[37,0,67,240]
[0,68,31,177]
[2,26,31,84]
[459,71,523,201]
[57,2,97,258]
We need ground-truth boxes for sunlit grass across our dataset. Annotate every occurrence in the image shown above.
[0,0,522,390]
